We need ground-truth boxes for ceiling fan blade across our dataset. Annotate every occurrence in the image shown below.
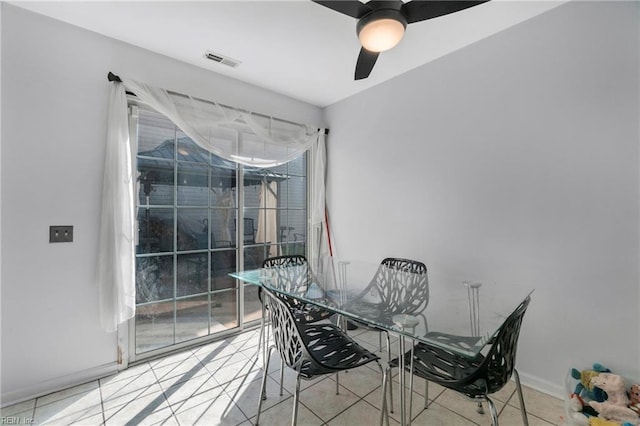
[355,48,379,80]
[311,0,372,19]
[401,1,489,24]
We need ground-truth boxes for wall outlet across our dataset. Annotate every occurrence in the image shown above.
[50,225,73,243]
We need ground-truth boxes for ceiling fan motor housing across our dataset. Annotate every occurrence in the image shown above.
[356,8,408,52]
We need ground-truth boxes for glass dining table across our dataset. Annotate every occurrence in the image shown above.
[230,257,532,426]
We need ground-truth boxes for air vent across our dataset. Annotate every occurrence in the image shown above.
[204,51,241,68]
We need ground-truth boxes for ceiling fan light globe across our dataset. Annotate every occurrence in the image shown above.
[356,8,407,53]
[358,18,405,52]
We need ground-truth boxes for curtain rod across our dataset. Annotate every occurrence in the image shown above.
[107,72,329,135]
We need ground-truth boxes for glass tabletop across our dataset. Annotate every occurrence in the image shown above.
[230,258,532,358]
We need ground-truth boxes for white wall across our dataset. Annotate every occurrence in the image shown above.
[0,3,322,404]
[324,1,639,396]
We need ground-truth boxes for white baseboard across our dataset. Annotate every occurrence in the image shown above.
[1,362,118,408]
[518,370,565,400]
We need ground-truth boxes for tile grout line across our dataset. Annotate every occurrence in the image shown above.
[98,377,106,426]
[313,382,380,425]
[30,401,37,425]
[148,360,181,425]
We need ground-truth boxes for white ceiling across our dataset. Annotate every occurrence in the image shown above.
[11,0,566,107]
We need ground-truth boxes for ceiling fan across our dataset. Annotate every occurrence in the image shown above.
[312,0,489,80]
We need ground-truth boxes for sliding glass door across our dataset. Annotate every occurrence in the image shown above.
[131,105,308,359]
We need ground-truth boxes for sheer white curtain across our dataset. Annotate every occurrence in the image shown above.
[98,83,136,332]
[98,77,327,332]
[309,131,329,269]
[122,78,318,167]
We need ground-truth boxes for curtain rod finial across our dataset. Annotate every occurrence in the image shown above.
[108,72,122,83]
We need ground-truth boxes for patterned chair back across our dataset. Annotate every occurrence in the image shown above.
[263,287,307,372]
[261,255,333,323]
[262,255,311,295]
[372,258,429,315]
[469,294,531,394]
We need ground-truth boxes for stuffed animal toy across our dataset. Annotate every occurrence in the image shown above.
[591,374,630,407]
[568,393,593,426]
[629,384,640,415]
[589,417,627,426]
[589,374,640,425]
[589,418,638,426]
[589,402,640,425]
[572,364,611,402]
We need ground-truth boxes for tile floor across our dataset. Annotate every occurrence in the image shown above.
[1,328,566,425]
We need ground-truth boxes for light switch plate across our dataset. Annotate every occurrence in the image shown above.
[50,225,73,243]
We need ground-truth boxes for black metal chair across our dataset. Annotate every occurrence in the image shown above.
[233,217,256,245]
[256,286,388,426]
[344,257,428,410]
[389,295,531,426]
[258,255,337,397]
[243,217,256,245]
[262,255,335,322]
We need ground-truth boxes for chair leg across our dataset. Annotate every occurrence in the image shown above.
[513,369,529,426]
[292,372,302,426]
[377,361,389,426]
[385,332,393,412]
[258,308,264,354]
[280,359,285,396]
[408,377,414,426]
[257,319,265,401]
[424,379,429,408]
[486,397,499,426]
[408,341,416,426]
[386,371,395,414]
[256,346,274,426]
[263,306,273,400]
[336,372,340,395]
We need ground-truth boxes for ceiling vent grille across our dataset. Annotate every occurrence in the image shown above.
[204,51,241,68]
